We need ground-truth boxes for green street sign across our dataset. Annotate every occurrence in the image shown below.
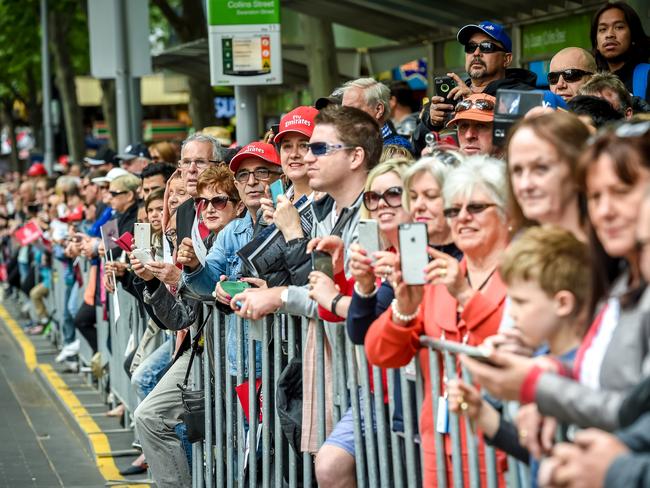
[208,0,280,26]
[522,14,592,59]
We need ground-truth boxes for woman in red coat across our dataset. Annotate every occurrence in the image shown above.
[365,155,511,487]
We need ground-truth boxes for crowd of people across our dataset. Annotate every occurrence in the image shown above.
[1,2,650,487]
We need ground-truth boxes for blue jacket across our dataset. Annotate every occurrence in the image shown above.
[183,213,260,376]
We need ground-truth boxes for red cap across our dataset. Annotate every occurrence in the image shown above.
[274,106,319,144]
[26,163,47,177]
[229,142,281,173]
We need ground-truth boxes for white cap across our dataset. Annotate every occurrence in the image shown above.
[91,167,129,185]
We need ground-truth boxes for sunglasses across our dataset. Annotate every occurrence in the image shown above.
[194,195,237,210]
[464,41,506,54]
[109,190,128,197]
[547,69,592,85]
[443,202,496,219]
[455,98,495,113]
[307,142,354,157]
[363,186,403,211]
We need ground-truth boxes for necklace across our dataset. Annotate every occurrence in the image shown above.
[466,267,497,292]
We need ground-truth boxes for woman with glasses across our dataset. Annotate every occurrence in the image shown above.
[507,111,591,241]
[365,155,511,487]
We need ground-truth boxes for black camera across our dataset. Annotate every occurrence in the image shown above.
[434,76,458,107]
[493,89,545,146]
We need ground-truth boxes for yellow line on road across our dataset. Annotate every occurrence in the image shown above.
[0,304,149,488]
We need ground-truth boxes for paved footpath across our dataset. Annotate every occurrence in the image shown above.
[0,304,105,488]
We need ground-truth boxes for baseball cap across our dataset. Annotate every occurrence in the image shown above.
[457,21,512,53]
[274,106,319,144]
[314,87,344,110]
[26,162,47,177]
[84,146,116,166]
[91,167,129,185]
[229,142,281,174]
[116,143,151,161]
[446,93,496,127]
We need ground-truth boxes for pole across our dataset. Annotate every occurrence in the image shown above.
[234,86,258,146]
[41,0,54,173]
[114,0,132,151]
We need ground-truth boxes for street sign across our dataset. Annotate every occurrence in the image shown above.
[207,0,282,86]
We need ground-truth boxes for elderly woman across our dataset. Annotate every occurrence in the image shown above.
[365,155,511,487]
[507,112,591,240]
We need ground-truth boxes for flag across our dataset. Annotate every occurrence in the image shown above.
[14,221,43,246]
[100,220,119,251]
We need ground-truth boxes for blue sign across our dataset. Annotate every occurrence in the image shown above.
[214,96,236,119]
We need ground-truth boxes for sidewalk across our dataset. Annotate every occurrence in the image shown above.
[0,296,152,488]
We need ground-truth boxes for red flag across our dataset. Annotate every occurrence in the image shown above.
[14,221,43,246]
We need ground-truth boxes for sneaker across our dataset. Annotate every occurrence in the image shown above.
[62,359,79,373]
[55,339,80,363]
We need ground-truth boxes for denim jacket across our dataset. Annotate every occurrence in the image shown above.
[182,212,261,376]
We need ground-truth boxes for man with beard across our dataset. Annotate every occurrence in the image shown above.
[413,21,537,154]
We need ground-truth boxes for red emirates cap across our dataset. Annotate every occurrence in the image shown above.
[274,106,319,144]
[27,162,47,177]
[229,142,281,174]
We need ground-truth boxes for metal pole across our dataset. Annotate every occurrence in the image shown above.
[130,77,142,143]
[40,0,54,173]
[234,86,258,145]
[114,0,132,151]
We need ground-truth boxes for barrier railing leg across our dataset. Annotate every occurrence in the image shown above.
[442,351,465,488]
[236,317,246,485]
[357,345,380,487]
[315,321,326,446]
[214,311,225,487]
[287,316,298,488]
[301,318,313,488]
[204,310,213,488]
[273,314,284,488]
[428,349,448,487]
[398,368,419,488]
[262,318,271,488]
[387,370,405,488]
[345,339,367,488]
[248,325,258,488]
[371,365,391,488]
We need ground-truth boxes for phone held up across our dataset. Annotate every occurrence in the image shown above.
[311,250,334,280]
[357,219,380,263]
[398,223,428,285]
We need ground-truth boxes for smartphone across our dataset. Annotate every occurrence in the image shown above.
[434,76,458,107]
[420,337,497,366]
[112,231,134,253]
[131,248,154,265]
[134,222,151,249]
[269,179,285,206]
[311,250,334,280]
[221,281,250,297]
[398,223,428,285]
[358,219,380,263]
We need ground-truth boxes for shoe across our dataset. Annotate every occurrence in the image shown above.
[90,352,104,379]
[55,339,80,363]
[62,359,79,373]
[131,439,142,450]
[119,463,148,476]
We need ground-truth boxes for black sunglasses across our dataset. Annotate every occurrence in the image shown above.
[464,41,506,54]
[194,196,237,210]
[109,190,128,197]
[363,186,403,211]
[547,69,592,85]
[443,202,496,219]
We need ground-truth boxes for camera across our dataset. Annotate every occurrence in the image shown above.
[434,76,458,107]
[493,89,545,146]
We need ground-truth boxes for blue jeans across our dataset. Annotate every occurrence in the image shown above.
[132,337,173,400]
[62,281,77,345]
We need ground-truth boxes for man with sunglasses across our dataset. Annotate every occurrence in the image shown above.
[548,47,597,102]
[446,93,498,156]
[414,21,536,154]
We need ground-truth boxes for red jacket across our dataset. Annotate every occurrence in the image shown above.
[365,260,507,487]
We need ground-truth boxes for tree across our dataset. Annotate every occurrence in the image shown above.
[151,0,216,130]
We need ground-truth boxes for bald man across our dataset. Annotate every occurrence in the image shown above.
[548,47,597,102]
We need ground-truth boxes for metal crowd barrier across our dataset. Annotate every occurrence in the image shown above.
[191,308,529,488]
[42,255,529,487]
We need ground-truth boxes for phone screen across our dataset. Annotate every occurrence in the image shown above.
[311,250,334,279]
[269,179,285,206]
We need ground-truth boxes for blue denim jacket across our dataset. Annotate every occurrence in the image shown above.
[183,213,261,376]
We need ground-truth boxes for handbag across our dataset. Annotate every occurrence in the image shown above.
[177,309,212,444]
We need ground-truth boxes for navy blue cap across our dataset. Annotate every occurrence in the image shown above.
[457,21,512,53]
[116,143,151,161]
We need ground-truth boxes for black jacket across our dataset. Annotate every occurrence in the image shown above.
[175,198,195,244]
[412,68,538,155]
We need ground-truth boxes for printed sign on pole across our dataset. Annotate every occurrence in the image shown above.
[207,0,282,86]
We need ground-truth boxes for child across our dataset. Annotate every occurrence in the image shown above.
[447,225,591,476]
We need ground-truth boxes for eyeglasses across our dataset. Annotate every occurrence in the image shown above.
[443,202,496,219]
[109,190,128,197]
[547,69,592,85]
[178,159,219,169]
[307,142,355,157]
[363,187,403,211]
[455,98,495,113]
[464,41,506,54]
[234,168,282,183]
[194,195,237,210]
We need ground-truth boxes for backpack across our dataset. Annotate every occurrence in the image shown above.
[633,63,650,99]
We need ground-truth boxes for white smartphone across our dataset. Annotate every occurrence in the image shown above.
[357,219,380,262]
[134,223,151,250]
[131,248,154,265]
[398,223,428,285]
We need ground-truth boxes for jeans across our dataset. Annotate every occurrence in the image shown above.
[132,337,173,401]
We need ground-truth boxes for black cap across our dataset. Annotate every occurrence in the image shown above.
[116,143,151,161]
[84,145,116,166]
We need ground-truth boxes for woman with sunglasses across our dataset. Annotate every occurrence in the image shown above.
[507,111,591,241]
[365,155,511,487]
